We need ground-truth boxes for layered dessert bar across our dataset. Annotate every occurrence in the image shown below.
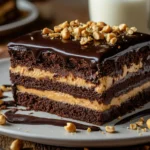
[8,20,150,125]
[0,0,19,25]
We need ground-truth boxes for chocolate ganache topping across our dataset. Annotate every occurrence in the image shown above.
[8,20,150,67]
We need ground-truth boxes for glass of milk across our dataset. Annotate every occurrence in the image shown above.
[88,0,150,33]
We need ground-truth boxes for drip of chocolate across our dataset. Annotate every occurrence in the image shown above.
[115,109,150,125]
[4,109,100,131]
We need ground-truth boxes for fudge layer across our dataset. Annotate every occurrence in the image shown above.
[0,0,19,25]
[8,25,150,124]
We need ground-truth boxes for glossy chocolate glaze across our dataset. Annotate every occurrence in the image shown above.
[115,109,150,125]
[8,31,150,67]
[4,109,100,131]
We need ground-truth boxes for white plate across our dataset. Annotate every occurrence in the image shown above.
[0,58,150,147]
[0,0,38,35]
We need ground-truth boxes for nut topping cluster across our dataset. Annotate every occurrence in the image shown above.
[42,20,137,45]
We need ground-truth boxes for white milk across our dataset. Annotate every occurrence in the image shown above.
[88,0,150,33]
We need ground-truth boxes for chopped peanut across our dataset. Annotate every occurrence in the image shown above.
[93,31,101,40]
[0,114,6,125]
[59,21,69,29]
[110,37,117,45]
[64,122,76,133]
[130,123,137,130]
[10,139,23,150]
[49,33,60,38]
[112,26,119,32]
[136,121,144,127]
[61,28,70,40]
[42,20,137,45]
[106,33,116,42]
[130,27,137,32]
[97,22,106,29]
[87,127,91,132]
[102,25,112,33]
[105,126,115,133]
[54,26,62,32]
[42,27,53,34]
[146,119,150,129]
[119,24,127,31]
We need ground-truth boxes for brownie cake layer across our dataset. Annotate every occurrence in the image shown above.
[15,86,150,125]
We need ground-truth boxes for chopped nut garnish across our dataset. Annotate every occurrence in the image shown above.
[42,27,53,34]
[73,27,82,36]
[97,22,106,29]
[93,31,101,40]
[0,99,4,105]
[130,123,137,130]
[0,114,6,125]
[54,26,62,32]
[102,25,112,33]
[136,121,144,127]
[106,33,116,42]
[87,127,91,132]
[81,30,89,37]
[49,33,60,38]
[64,122,76,133]
[112,26,120,32]
[86,21,94,26]
[80,36,93,45]
[61,28,70,40]
[141,128,147,132]
[146,119,150,129]
[130,27,137,32]
[139,117,145,123]
[59,21,69,29]
[92,25,99,32]
[42,20,137,45]
[126,28,134,35]
[110,37,117,45]
[105,126,115,133]
[119,24,127,31]
[10,139,23,150]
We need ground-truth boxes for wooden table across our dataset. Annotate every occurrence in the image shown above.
[0,0,149,149]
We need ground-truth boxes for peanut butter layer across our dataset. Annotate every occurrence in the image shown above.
[17,81,150,111]
[11,61,142,94]
[0,1,15,17]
